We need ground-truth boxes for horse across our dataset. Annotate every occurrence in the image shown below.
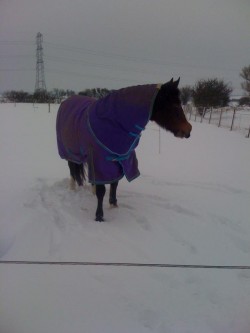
[56,78,192,221]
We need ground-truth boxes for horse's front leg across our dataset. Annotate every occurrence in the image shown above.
[109,181,119,207]
[95,184,106,222]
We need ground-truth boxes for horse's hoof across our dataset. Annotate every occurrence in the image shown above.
[69,178,76,190]
[110,203,118,208]
[95,216,104,222]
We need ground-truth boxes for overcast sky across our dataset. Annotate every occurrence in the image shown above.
[0,0,249,95]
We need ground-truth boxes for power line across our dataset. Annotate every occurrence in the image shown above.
[44,55,167,76]
[1,260,250,270]
[0,55,34,58]
[0,66,138,84]
[0,40,242,74]
[0,41,33,45]
[45,68,142,84]
[0,68,35,72]
[0,39,244,92]
[44,41,240,73]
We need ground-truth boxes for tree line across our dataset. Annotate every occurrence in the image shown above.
[2,65,250,107]
[1,88,112,104]
[180,65,250,108]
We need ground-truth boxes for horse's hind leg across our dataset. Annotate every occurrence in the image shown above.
[95,184,106,222]
[68,161,84,189]
[68,161,76,189]
[109,181,118,207]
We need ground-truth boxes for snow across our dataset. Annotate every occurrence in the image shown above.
[1,103,250,333]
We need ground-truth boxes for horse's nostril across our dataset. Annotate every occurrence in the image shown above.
[185,133,190,138]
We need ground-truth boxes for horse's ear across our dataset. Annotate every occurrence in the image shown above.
[162,78,174,88]
[161,77,177,90]
[174,77,180,87]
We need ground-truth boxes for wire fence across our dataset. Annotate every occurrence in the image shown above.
[184,105,250,138]
[3,101,250,138]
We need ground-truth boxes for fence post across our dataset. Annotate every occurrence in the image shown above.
[209,107,213,124]
[189,106,192,120]
[48,102,51,113]
[230,108,236,131]
[200,108,205,123]
[246,125,250,138]
[218,108,223,127]
[158,127,161,154]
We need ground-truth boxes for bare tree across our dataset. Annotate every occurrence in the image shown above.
[78,88,111,99]
[192,78,233,110]
[3,90,32,103]
[240,65,250,96]
[180,86,193,105]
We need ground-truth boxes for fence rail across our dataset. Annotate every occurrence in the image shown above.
[185,106,250,138]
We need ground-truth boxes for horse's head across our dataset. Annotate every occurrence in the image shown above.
[151,78,192,138]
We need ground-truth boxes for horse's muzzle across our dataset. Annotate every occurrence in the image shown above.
[181,122,192,138]
[175,125,192,138]
[175,132,190,138]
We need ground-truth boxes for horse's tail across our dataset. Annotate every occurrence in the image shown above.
[68,161,87,186]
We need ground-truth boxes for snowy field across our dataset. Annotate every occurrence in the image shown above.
[1,103,250,333]
[188,106,250,137]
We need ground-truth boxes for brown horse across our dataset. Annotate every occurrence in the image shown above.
[56,78,192,221]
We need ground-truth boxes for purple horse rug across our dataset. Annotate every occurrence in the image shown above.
[56,84,160,184]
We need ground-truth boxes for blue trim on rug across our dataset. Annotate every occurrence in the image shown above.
[87,110,141,159]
